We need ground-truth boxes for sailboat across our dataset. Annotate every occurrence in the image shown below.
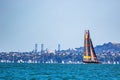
[83,30,100,63]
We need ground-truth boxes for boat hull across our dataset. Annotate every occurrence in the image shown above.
[83,61,101,64]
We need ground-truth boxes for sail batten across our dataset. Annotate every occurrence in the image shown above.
[83,30,99,63]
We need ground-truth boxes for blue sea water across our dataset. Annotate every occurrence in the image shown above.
[0,64,120,80]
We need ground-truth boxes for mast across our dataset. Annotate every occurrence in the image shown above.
[83,30,99,63]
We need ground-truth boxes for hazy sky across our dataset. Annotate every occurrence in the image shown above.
[0,0,120,52]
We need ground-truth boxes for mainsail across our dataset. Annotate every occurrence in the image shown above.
[83,30,99,63]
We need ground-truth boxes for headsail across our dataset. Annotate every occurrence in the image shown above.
[83,30,99,63]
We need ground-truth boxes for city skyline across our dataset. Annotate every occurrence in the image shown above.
[0,0,120,52]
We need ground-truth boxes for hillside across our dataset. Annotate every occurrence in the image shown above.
[76,42,120,54]
[95,42,120,53]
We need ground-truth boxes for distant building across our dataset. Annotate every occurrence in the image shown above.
[35,44,38,53]
[58,44,61,52]
[41,44,44,54]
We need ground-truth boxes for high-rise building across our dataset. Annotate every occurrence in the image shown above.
[58,44,60,51]
[41,44,44,54]
[35,44,38,53]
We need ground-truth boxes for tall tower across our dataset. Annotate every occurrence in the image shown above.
[41,44,44,54]
[35,44,38,53]
[58,44,60,52]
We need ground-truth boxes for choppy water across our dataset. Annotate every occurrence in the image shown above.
[0,63,120,80]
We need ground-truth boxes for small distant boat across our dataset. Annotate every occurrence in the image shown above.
[83,30,100,63]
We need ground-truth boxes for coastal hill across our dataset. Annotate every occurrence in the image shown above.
[95,42,120,53]
[76,42,120,54]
